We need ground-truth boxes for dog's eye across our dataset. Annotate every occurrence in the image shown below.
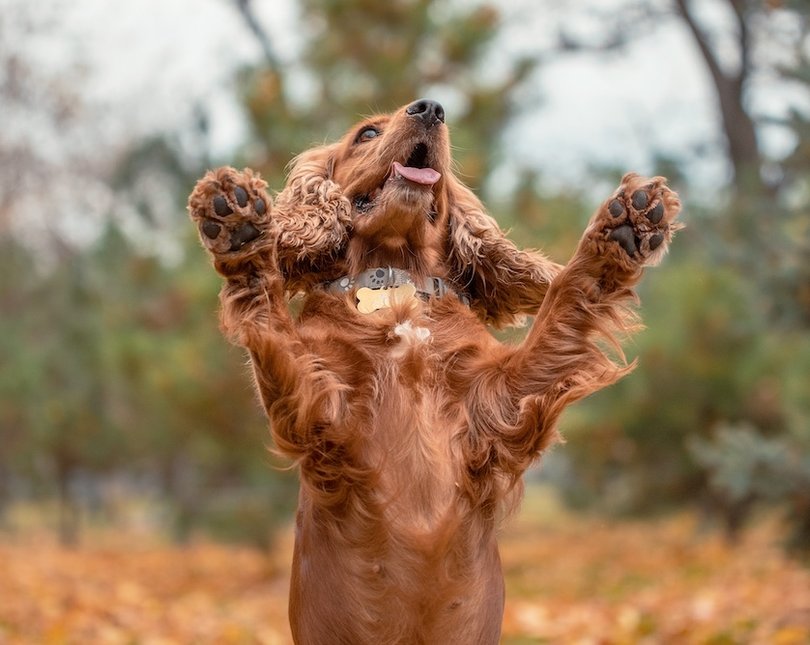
[353,195,372,211]
[356,127,380,143]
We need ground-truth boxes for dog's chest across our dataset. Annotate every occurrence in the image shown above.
[301,303,467,530]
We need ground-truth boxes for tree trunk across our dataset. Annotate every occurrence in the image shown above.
[55,450,80,547]
[674,0,767,196]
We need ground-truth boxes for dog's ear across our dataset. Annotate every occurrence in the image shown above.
[273,144,352,282]
[445,175,562,328]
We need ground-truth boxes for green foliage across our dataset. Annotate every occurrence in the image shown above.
[534,1,810,553]
[690,424,795,503]
[1,0,809,553]
[0,221,298,544]
[556,201,810,546]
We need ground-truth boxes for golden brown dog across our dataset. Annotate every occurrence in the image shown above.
[188,99,681,644]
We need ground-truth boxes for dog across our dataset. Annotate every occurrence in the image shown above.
[188,98,681,644]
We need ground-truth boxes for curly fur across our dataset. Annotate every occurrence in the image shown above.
[187,100,682,644]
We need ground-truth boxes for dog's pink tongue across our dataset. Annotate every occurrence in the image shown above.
[392,161,441,186]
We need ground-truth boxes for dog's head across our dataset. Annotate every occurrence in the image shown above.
[274,99,560,327]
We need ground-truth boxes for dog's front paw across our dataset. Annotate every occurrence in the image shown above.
[588,173,682,270]
[188,167,273,273]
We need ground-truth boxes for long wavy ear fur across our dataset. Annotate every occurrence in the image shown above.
[445,175,562,328]
[273,145,352,289]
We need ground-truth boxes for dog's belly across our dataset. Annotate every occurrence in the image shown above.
[289,499,505,645]
[287,365,504,643]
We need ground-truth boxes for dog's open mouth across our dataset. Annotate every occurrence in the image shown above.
[389,143,441,186]
[353,142,442,214]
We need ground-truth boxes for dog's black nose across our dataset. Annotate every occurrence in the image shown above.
[406,99,445,125]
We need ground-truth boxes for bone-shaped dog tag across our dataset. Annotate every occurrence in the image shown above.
[356,283,417,314]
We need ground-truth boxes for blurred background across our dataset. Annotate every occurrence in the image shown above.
[1,0,809,642]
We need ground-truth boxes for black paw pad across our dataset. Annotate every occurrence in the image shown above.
[213,195,232,216]
[234,186,248,207]
[631,189,649,210]
[202,221,221,239]
[254,198,266,215]
[229,223,261,251]
[647,202,664,224]
[649,233,664,251]
[609,199,625,218]
[610,225,638,256]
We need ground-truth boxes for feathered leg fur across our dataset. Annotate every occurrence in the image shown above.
[188,168,346,465]
[457,173,682,494]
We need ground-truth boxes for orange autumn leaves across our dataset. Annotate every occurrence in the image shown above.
[0,538,292,644]
[1,512,809,644]
[499,514,810,644]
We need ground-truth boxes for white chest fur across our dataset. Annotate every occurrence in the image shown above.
[391,320,431,358]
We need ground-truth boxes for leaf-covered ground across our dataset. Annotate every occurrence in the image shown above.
[1,501,809,644]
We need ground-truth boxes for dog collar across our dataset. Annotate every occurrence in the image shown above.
[323,267,469,314]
